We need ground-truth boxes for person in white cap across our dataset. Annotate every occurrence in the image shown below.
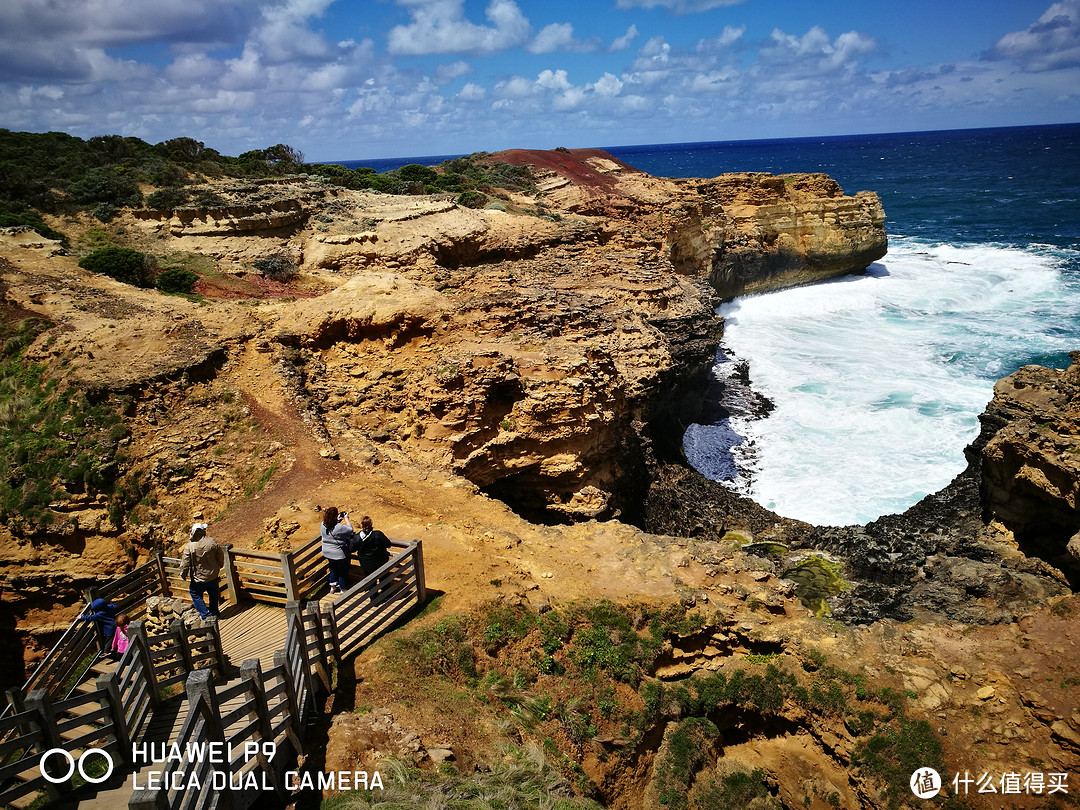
[178,522,225,619]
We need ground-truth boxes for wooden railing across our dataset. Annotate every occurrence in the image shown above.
[2,536,426,810]
[0,617,225,809]
[128,539,427,810]
[18,554,172,702]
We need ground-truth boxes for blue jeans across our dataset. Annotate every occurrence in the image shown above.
[189,580,220,618]
[326,557,350,591]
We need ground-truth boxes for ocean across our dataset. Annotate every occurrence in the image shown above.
[340,123,1080,527]
[612,124,1080,526]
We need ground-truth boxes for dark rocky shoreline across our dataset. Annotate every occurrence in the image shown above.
[643,338,1078,625]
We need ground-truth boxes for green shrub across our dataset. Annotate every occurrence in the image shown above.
[156,267,199,293]
[456,190,487,209]
[191,189,228,208]
[0,320,131,529]
[253,255,298,281]
[0,201,66,242]
[92,203,119,223]
[653,717,719,810]
[398,163,438,184]
[853,719,944,810]
[69,166,143,208]
[78,246,154,287]
[692,768,780,810]
[145,187,189,210]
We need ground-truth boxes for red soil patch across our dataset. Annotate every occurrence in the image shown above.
[491,148,644,196]
[194,273,322,300]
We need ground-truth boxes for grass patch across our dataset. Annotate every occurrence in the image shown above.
[320,746,601,810]
[0,316,138,531]
[781,554,849,616]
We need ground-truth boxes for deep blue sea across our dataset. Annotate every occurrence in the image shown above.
[341,124,1080,525]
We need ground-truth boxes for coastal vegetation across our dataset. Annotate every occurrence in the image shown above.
[361,599,945,809]
[0,314,139,533]
[0,128,534,242]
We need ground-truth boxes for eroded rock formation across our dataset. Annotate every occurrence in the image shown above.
[975,352,1080,579]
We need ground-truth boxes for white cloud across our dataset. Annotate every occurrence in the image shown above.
[610,25,639,52]
[759,26,876,77]
[985,0,1080,71]
[458,82,487,101]
[614,0,745,13]
[494,75,538,98]
[591,72,623,97]
[435,60,473,84]
[0,0,260,52]
[537,69,572,91]
[387,0,531,56]
[528,23,575,54]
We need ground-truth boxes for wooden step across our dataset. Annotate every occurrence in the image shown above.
[59,723,107,743]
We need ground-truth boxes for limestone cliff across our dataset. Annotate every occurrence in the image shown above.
[495,149,888,299]
[1,150,1078,808]
[974,352,1080,578]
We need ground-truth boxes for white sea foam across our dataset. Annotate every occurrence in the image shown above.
[687,237,1080,526]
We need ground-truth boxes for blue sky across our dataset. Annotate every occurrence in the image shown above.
[1,0,1078,161]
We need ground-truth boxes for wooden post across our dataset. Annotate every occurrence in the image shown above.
[5,688,29,737]
[272,649,303,754]
[25,689,68,799]
[128,788,169,809]
[169,619,194,676]
[222,545,242,606]
[413,539,427,604]
[239,659,285,796]
[284,602,315,711]
[183,670,231,809]
[304,603,330,693]
[153,550,170,598]
[82,586,107,654]
[206,618,228,679]
[280,551,300,603]
[97,672,132,762]
[186,669,224,740]
[128,620,160,709]
[319,602,340,669]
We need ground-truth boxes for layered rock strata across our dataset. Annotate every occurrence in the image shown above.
[975,352,1080,578]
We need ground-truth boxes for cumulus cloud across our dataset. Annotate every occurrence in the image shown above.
[591,72,624,97]
[614,0,745,13]
[610,25,639,52]
[984,0,1080,71]
[759,26,876,76]
[387,0,531,56]
[458,82,487,101]
[0,0,259,52]
[434,60,473,84]
[527,23,595,54]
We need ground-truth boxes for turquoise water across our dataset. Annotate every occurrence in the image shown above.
[611,124,1080,525]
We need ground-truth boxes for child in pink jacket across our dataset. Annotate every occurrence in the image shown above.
[110,615,131,658]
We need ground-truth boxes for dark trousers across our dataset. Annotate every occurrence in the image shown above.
[190,580,220,618]
[326,557,350,590]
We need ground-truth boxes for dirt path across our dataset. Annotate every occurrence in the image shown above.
[210,342,348,547]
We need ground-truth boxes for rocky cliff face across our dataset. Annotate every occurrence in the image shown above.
[2,150,1078,806]
[974,352,1080,581]
[692,173,887,298]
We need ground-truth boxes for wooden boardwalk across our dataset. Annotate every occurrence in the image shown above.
[217,603,289,672]
[70,602,290,810]
[2,538,426,810]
